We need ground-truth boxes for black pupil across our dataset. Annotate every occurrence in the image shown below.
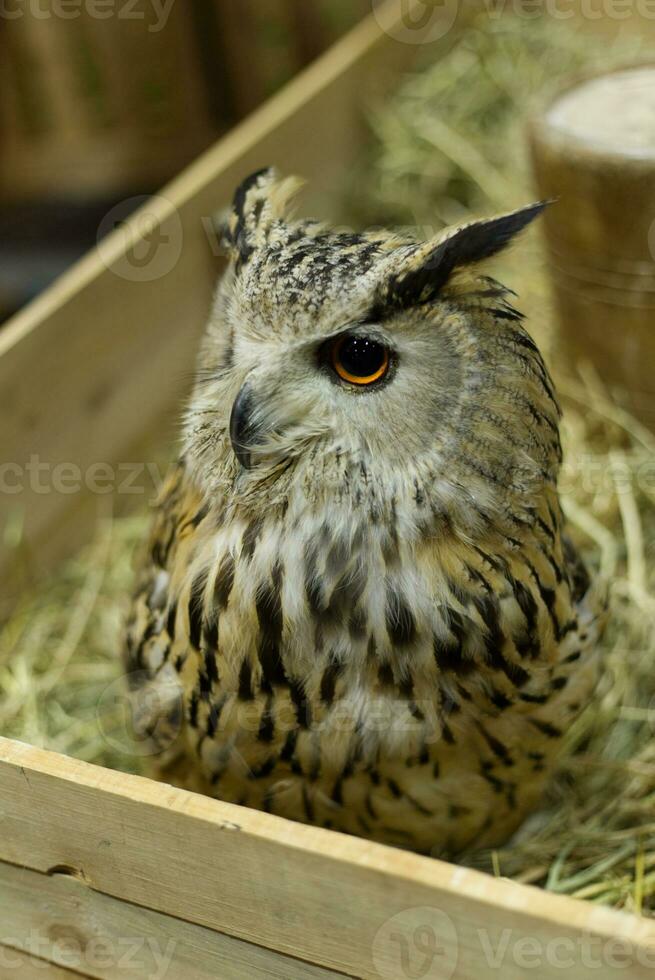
[339,337,386,378]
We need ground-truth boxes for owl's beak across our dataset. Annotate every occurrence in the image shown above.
[229,384,259,470]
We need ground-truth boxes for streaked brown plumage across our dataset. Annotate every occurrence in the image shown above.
[124,169,606,855]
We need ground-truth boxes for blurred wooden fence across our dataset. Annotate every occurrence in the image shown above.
[0,0,371,201]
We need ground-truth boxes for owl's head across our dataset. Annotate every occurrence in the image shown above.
[184,169,560,536]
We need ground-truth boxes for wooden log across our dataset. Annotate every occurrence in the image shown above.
[530,65,655,427]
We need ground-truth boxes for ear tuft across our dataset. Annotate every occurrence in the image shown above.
[432,201,547,270]
[377,201,547,314]
[221,168,303,266]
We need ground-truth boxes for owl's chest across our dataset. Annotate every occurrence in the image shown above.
[173,512,579,761]
[162,514,600,852]
[173,516,443,700]
[174,504,571,688]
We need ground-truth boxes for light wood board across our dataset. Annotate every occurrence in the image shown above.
[0,859,349,980]
[2,738,655,980]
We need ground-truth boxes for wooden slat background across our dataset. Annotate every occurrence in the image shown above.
[0,0,371,199]
[0,1,216,198]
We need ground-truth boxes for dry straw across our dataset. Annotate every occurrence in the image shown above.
[0,11,653,917]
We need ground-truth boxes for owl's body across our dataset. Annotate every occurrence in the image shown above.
[125,170,605,855]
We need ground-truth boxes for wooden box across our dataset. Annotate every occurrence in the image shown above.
[2,3,655,977]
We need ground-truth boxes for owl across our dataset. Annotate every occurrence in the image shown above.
[124,168,606,856]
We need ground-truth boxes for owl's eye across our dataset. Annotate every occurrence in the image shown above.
[329,335,390,387]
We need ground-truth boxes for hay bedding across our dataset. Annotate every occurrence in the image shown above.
[1,14,654,915]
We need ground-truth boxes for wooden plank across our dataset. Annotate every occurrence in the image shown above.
[0,944,85,979]
[288,0,327,66]
[2,738,655,980]
[0,860,349,980]
[0,0,429,587]
[210,0,266,116]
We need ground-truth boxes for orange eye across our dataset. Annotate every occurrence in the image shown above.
[330,335,390,386]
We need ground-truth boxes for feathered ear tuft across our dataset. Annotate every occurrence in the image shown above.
[374,201,547,315]
[220,168,304,266]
